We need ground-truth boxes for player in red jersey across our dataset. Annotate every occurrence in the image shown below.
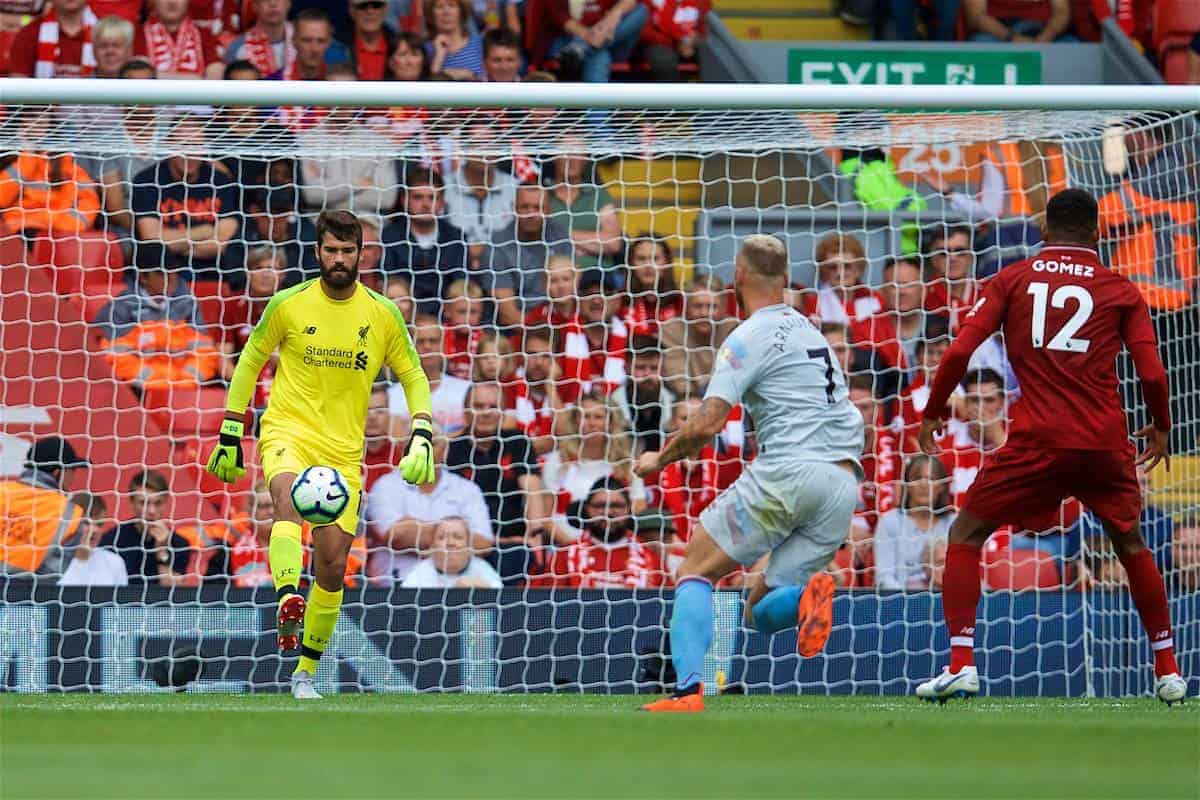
[914,189,1187,705]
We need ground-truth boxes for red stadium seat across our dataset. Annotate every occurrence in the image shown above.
[1153,0,1200,82]
[983,547,1062,590]
[0,29,16,76]
[141,385,235,437]
[29,232,127,322]
[1152,0,1200,48]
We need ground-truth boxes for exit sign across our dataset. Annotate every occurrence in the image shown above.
[788,48,1042,85]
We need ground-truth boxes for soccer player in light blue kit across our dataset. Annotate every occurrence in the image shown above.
[636,234,865,712]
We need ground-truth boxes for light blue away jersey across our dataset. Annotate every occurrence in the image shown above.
[704,303,864,476]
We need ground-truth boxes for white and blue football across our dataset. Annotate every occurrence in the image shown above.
[290,466,350,526]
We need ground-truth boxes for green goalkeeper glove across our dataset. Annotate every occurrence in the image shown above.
[399,417,436,485]
[205,418,246,483]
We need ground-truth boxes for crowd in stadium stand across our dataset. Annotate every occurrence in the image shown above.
[1,0,1197,596]
[2,0,707,82]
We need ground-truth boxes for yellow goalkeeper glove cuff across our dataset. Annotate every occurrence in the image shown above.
[205,418,246,484]
[399,418,436,485]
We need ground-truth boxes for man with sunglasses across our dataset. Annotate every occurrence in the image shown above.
[338,0,395,81]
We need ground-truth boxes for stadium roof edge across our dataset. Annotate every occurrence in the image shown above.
[1,79,1197,111]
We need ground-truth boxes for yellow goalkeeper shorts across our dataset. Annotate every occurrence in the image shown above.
[259,434,362,536]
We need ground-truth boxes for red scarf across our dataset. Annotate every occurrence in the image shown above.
[625,292,682,338]
[444,327,482,380]
[143,16,205,74]
[559,314,628,403]
[241,22,292,79]
[36,5,97,78]
[505,372,554,440]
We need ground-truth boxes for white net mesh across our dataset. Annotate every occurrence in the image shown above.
[0,96,1196,696]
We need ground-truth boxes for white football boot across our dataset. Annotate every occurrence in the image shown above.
[291,670,323,700]
[916,666,980,704]
[1155,673,1187,706]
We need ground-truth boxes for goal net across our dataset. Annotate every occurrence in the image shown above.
[0,83,1196,697]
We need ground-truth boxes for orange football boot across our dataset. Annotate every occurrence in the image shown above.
[796,572,836,657]
[641,684,705,712]
[277,592,306,651]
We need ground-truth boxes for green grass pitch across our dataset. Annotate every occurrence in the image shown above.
[2,694,1196,799]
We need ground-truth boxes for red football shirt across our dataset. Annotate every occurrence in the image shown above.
[926,245,1166,451]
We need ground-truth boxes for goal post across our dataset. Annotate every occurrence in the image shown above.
[0,81,1196,696]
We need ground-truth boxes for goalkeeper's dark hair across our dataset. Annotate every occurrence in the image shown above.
[1044,188,1099,245]
[961,367,1005,394]
[315,209,364,249]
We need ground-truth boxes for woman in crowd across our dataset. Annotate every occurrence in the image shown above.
[424,0,485,80]
[624,234,683,338]
[873,454,956,590]
[541,389,645,543]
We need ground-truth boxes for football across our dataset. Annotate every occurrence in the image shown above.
[289,466,350,525]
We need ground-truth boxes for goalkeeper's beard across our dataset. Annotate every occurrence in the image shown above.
[320,257,359,290]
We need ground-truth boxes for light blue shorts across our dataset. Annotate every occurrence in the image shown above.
[699,460,858,588]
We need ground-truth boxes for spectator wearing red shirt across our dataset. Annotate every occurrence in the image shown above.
[530,477,665,588]
[229,479,280,587]
[923,223,1008,379]
[624,235,683,339]
[135,0,224,79]
[340,0,395,80]
[922,222,979,329]
[10,0,99,78]
[363,382,404,491]
[965,0,1075,43]
[880,256,926,372]
[441,278,485,380]
[93,14,134,77]
[204,244,285,387]
[559,269,629,402]
[523,253,578,332]
[223,0,293,78]
[506,325,564,456]
[803,232,906,375]
[894,315,954,454]
[543,0,648,83]
[848,373,900,532]
[655,396,743,545]
[639,0,707,82]
[940,368,1007,508]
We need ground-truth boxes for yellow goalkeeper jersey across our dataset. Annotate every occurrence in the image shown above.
[226,279,430,462]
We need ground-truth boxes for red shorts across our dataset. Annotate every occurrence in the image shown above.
[961,446,1141,532]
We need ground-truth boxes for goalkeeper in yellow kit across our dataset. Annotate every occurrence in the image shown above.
[205,209,434,700]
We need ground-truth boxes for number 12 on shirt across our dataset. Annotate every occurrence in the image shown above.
[1027,282,1093,353]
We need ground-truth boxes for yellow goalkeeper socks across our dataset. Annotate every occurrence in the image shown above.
[296,583,343,676]
[269,521,304,596]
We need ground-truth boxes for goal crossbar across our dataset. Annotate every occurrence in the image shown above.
[2,78,1198,111]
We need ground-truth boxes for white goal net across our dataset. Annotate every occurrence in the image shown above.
[0,83,1196,696]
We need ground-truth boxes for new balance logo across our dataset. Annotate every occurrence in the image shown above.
[304,326,318,335]
[354,351,368,371]
[962,627,975,636]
